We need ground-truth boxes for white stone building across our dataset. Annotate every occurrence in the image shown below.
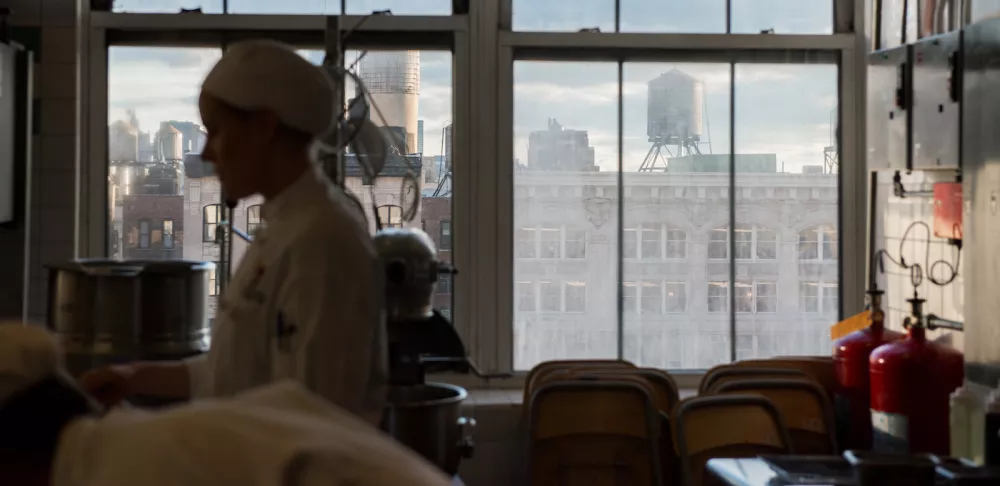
[512,167,839,370]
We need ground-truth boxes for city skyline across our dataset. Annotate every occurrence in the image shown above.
[109,53,836,175]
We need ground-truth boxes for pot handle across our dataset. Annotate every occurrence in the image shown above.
[456,416,476,459]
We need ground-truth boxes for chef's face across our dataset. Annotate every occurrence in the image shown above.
[199,93,275,200]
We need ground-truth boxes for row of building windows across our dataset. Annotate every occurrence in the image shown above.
[515,224,838,261]
[517,185,838,201]
[515,280,838,314]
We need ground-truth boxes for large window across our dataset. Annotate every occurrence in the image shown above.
[515,56,843,371]
[91,3,860,377]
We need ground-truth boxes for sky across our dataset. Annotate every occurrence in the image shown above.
[108,0,838,172]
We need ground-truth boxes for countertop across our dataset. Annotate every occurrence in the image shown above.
[706,457,855,486]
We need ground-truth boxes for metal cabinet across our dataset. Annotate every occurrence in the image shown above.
[912,31,963,170]
[868,45,912,171]
[961,18,1000,386]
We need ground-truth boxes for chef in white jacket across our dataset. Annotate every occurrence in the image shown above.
[81,40,386,424]
[0,323,451,486]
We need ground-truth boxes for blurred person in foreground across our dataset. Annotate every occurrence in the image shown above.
[81,40,386,424]
[0,323,451,486]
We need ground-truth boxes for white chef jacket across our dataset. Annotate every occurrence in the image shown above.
[51,381,452,486]
[184,167,386,424]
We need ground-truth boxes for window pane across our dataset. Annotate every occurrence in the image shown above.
[539,227,560,258]
[666,228,686,259]
[756,227,777,259]
[709,227,728,259]
[540,281,561,312]
[566,281,587,313]
[228,0,338,14]
[735,282,754,313]
[800,282,820,313]
[708,282,728,313]
[623,229,638,259]
[516,228,537,258]
[163,219,174,249]
[640,224,662,260]
[623,62,731,370]
[513,61,619,370]
[112,0,222,13]
[108,46,218,271]
[734,224,753,260]
[641,281,663,315]
[665,282,686,313]
[247,205,262,237]
[566,228,587,259]
[822,225,838,260]
[822,284,839,315]
[799,228,820,260]
[517,282,536,312]
[512,0,613,32]
[735,63,839,359]
[623,282,638,315]
[345,0,451,15]
[302,48,454,320]
[620,0,725,33]
[730,0,833,34]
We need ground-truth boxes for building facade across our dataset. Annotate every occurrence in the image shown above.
[120,194,184,260]
[511,169,838,371]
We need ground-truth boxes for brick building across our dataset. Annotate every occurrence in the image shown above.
[120,194,184,260]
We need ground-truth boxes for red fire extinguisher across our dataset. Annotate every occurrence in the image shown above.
[869,298,964,455]
[833,289,903,450]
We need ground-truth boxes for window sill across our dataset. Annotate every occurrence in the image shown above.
[465,385,700,407]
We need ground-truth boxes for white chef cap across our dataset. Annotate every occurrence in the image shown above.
[0,322,63,405]
[201,40,336,138]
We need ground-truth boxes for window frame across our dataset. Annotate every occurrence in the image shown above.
[163,218,174,249]
[137,218,151,249]
[203,204,221,243]
[440,219,452,250]
[81,1,867,388]
[247,205,262,237]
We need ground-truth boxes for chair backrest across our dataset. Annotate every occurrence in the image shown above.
[573,369,678,413]
[735,358,837,400]
[715,378,837,454]
[524,359,635,409]
[528,381,663,486]
[700,366,808,395]
[673,395,792,486]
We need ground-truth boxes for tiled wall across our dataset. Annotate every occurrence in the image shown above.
[4,0,80,322]
[872,170,964,349]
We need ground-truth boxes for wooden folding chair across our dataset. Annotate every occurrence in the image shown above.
[699,365,808,395]
[673,395,792,486]
[572,368,682,485]
[524,359,636,411]
[735,358,838,400]
[715,378,837,454]
[528,380,663,486]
